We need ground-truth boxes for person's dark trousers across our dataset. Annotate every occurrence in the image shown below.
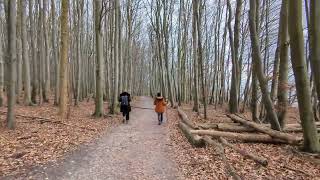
[157,113,163,124]
[121,105,130,123]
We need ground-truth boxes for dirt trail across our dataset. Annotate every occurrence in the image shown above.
[5,97,181,180]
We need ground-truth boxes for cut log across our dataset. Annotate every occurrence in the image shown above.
[228,114,302,144]
[218,137,268,166]
[190,129,288,144]
[217,124,255,133]
[178,122,205,147]
[177,107,198,129]
[0,110,52,121]
[203,136,242,180]
[197,122,241,130]
[198,122,319,133]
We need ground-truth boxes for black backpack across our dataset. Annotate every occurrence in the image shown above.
[121,95,129,106]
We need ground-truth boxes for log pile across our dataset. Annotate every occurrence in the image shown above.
[177,109,270,179]
[177,108,308,175]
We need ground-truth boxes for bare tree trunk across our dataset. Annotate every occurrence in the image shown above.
[197,0,206,119]
[277,0,289,128]
[58,0,69,117]
[16,1,23,104]
[75,0,83,106]
[310,0,320,116]
[288,0,320,152]
[0,6,4,107]
[52,0,59,105]
[42,0,49,103]
[249,0,281,130]
[110,0,119,114]
[6,0,17,129]
[93,0,104,117]
[29,0,38,104]
[227,0,239,113]
[21,0,31,105]
[192,0,199,113]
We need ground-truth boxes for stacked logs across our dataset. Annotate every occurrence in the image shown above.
[177,108,282,179]
[177,108,314,176]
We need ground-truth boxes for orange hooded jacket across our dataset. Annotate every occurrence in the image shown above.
[154,96,167,113]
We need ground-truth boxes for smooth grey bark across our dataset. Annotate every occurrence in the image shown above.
[227,0,239,114]
[21,0,32,105]
[0,6,4,107]
[249,0,281,130]
[93,0,104,117]
[42,0,49,103]
[277,0,289,128]
[192,0,199,113]
[288,0,320,152]
[30,0,38,104]
[58,0,69,117]
[110,0,119,114]
[6,0,17,129]
[310,0,320,116]
[52,0,59,105]
[16,1,23,103]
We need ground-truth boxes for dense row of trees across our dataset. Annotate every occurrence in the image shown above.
[0,0,319,152]
[0,0,146,121]
[146,0,320,152]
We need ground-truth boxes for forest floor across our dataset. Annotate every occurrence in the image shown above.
[0,97,122,177]
[169,103,320,179]
[1,96,320,179]
[1,97,181,180]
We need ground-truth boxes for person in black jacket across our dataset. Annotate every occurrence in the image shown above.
[119,92,131,123]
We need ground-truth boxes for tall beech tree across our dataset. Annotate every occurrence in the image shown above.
[58,0,69,117]
[249,0,281,131]
[5,0,17,129]
[288,0,320,152]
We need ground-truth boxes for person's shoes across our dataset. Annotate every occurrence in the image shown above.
[158,121,161,125]
[123,117,126,123]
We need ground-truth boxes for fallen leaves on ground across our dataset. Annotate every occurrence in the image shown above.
[168,104,320,180]
[0,99,121,177]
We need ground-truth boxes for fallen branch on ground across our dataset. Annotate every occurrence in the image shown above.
[218,137,268,166]
[198,122,241,129]
[228,114,302,144]
[0,110,52,121]
[190,129,287,144]
[203,136,242,180]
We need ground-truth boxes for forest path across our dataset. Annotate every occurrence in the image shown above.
[7,97,181,180]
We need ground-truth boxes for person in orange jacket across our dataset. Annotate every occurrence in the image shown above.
[154,92,167,125]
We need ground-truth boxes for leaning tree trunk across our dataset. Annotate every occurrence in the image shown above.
[21,0,32,105]
[310,0,320,116]
[93,0,104,117]
[288,0,320,152]
[277,0,289,128]
[249,0,281,131]
[58,0,69,118]
[6,0,17,129]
